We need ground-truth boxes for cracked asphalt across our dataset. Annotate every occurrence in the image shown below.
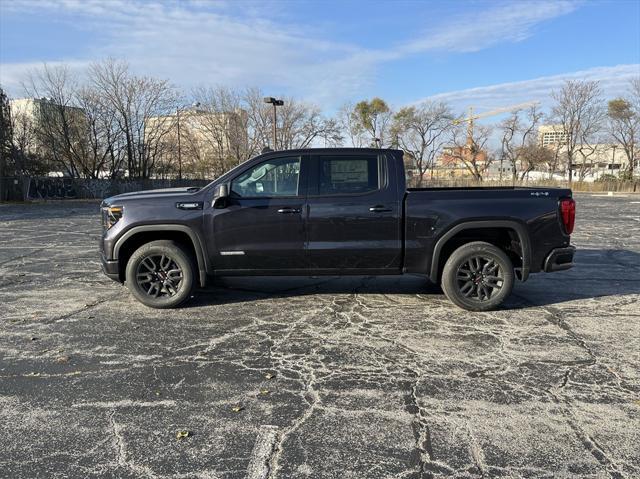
[0,193,639,479]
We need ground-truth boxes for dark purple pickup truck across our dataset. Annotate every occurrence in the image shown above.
[100,148,575,311]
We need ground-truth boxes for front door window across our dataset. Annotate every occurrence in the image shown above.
[231,157,301,198]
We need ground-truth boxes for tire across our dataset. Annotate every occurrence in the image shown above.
[125,240,196,309]
[441,241,514,311]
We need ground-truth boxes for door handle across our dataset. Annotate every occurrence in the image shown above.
[369,205,392,213]
[277,208,301,214]
[176,201,204,210]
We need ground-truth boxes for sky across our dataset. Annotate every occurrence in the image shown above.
[1,0,639,117]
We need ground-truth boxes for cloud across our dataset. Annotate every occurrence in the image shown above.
[1,0,581,107]
[418,64,640,114]
[0,61,91,96]
[396,0,580,55]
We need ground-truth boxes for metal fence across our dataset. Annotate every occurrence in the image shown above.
[409,177,640,193]
[0,177,211,202]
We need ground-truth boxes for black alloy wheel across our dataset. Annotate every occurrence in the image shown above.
[126,240,195,308]
[455,255,504,301]
[136,254,184,298]
[441,241,514,311]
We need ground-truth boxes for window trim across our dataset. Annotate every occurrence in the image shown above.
[307,153,388,198]
[229,155,305,200]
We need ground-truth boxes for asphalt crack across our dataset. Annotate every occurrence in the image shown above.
[108,410,157,478]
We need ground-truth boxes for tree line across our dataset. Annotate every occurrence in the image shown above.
[1,59,638,185]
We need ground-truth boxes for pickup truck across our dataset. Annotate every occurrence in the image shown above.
[100,148,576,311]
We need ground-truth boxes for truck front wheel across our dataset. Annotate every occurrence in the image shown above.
[441,241,514,311]
[125,240,195,309]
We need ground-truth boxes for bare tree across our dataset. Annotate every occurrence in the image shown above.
[391,101,454,186]
[607,78,640,178]
[448,124,493,180]
[632,77,640,177]
[191,86,250,177]
[337,102,368,147]
[8,101,42,175]
[73,86,129,178]
[551,80,605,182]
[499,106,544,181]
[0,87,11,200]
[22,64,89,177]
[515,142,555,180]
[276,100,342,150]
[243,87,276,155]
[543,141,567,179]
[88,59,179,178]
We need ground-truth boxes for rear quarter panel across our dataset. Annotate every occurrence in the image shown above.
[404,188,572,275]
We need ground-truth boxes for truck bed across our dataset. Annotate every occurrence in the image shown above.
[402,186,572,277]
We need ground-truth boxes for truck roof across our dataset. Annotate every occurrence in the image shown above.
[255,147,403,158]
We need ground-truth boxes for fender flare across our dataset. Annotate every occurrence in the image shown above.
[113,225,208,287]
[429,220,531,283]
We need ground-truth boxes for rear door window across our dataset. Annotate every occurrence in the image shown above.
[317,155,379,195]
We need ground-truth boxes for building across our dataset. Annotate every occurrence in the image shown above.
[146,107,249,179]
[433,145,490,178]
[570,143,632,179]
[538,124,568,147]
[10,97,86,157]
[537,124,635,179]
[535,142,632,180]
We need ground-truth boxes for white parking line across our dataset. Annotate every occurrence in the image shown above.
[247,425,279,479]
[591,194,629,197]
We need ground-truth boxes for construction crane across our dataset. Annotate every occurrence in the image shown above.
[454,101,540,143]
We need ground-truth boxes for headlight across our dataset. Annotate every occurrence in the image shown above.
[102,205,123,230]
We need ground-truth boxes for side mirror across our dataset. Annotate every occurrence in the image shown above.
[213,184,229,209]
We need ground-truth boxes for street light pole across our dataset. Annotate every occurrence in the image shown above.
[264,97,284,150]
[272,103,277,149]
[176,107,182,180]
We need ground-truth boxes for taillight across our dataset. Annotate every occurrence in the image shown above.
[560,198,575,235]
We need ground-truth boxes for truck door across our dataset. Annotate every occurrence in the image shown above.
[305,153,402,272]
[210,154,308,272]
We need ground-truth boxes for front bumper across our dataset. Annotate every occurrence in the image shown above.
[543,246,576,272]
[101,253,120,282]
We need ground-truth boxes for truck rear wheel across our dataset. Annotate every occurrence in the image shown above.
[125,240,195,309]
[441,241,514,311]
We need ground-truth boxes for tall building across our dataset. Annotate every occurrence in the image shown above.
[146,107,249,179]
[10,97,86,157]
[538,124,568,147]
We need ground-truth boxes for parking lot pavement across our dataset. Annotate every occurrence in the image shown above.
[0,193,638,479]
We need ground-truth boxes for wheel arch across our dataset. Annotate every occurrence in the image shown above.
[429,220,531,283]
[114,225,208,287]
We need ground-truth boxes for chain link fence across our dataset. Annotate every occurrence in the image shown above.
[0,177,211,202]
[408,177,639,192]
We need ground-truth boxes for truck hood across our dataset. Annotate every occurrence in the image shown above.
[103,187,202,204]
